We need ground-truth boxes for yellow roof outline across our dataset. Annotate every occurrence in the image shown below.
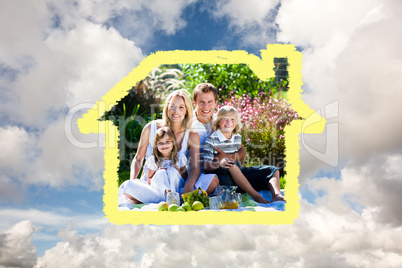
[78,44,325,225]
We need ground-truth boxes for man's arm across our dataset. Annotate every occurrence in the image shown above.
[214,144,247,162]
[204,159,220,173]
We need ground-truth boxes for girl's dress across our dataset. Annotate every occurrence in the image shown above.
[118,121,215,204]
[145,153,187,194]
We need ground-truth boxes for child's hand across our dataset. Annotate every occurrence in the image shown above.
[220,158,235,168]
[215,147,230,161]
[147,177,152,184]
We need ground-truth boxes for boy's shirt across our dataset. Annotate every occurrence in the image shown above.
[202,129,242,163]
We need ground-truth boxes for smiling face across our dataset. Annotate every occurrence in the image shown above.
[156,134,174,157]
[212,105,242,134]
[168,95,187,124]
[218,113,237,134]
[194,91,217,124]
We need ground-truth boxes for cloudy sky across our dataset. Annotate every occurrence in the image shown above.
[1,0,402,267]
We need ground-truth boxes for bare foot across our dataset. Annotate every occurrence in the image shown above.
[272,194,286,202]
[253,194,270,204]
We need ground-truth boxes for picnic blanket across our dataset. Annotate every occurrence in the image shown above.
[119,190,285,212]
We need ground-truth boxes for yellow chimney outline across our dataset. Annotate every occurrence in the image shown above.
[78,44,325,225]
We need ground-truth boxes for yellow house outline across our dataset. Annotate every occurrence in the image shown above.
[78,44,325,225]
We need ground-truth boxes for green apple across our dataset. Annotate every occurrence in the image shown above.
[168,204,180,212]
[192,201,204,211]
[158,202,169,211]
[181,203,191,211]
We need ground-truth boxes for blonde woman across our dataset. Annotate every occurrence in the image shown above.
[118,90,219,204]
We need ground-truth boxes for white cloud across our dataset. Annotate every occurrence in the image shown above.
[0,2,142,190]
[144,0,196,35]
[0,175,23,203]
[211,0,280,48]
[0,207,107,262]
[46,0,194,37]
[274,0,402,180]
[277,0,381,47]
[0,0,195,191]
[2,1,402,265]
[0,221,37,268]
[0,0,145,128]
[3,150,402,268]
[0,0,50,68]
[0,126,38,201]
[0,208,107,233]
[0,118,105,190]
[213,0,279,27]
[5,20,143,127]
[0,126,34,171]
[339,154,402,226]
[28,198,402,267]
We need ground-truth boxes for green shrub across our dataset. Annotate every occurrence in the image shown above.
[179,63,288,98]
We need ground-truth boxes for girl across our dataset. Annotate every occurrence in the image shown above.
[145,127,187,195]
[203,106,281,204]
[118,90,218,205]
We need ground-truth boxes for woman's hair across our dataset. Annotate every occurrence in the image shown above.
[162,90,193,129]
[153,127,179,167]
[212,105,242,134]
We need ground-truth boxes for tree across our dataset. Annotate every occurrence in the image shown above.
[179,63,288,98]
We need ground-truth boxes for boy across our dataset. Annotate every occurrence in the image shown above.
[191,83,285,202]
[202,106,272,203]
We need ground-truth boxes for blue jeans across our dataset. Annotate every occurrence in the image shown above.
[208,161,279,193]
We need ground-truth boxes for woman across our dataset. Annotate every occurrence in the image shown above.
[119,90,219,204]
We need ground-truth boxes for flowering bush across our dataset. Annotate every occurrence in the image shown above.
[218,91,300,172]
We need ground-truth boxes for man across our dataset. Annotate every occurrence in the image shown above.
[190,83,285,202]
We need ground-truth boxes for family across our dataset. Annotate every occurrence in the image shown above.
[118,83,285,206]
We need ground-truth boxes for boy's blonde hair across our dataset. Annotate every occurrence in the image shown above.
[153,127,178,167]
[212,105,242,134]
[162,90,193,129]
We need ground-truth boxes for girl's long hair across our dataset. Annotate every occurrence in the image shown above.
[153,127,179,167]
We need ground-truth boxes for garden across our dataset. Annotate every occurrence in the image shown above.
[102,61,300,189]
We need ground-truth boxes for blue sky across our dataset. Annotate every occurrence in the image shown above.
[1,0,402,267]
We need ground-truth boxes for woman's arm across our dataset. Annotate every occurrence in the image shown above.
[130,123,151,180]
[183,131,201,193]
[147,169,156,184]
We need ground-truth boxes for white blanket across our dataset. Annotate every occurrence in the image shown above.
[119,190,285,212]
